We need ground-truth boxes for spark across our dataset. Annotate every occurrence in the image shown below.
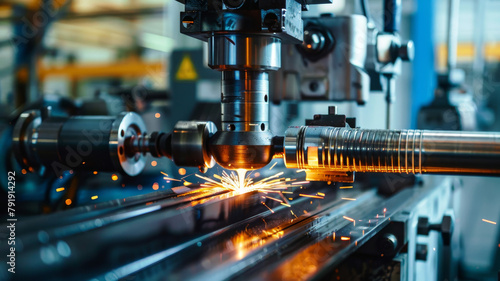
[343,216,355,226]
[333,232,336,241]
[93,171,98,175]
[151,161,158,167]
[342,198,356,201]
[281,203,291,207]
[299,194,324,199]
[482,219,497,225]
[292,181,310,185]
[265,196,283,203]
[262,202,275,213]
[65,199,72,205]
[340,236,350,241]
[317,192,325,196]
[178,168,187,176]
[155,113,161,118]
[91,195,98,200]
[269,162,278,170]
[164,177,181,182]
[339,186,353,189]
[296,169,306,173]
[111,174,118,181]
[56,187,65,192]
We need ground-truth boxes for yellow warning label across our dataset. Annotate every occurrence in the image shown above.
[176,55,198,81]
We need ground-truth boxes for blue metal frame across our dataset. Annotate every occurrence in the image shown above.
[411,0,436,128]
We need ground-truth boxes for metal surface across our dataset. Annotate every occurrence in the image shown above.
[221,71,270,132]
[2,171,456,281]
[272,15,370,105]
[171,121,218,169]
[209,35,281,71]
[284,126,500,176]
[206,34,280,170]
[12,110,148,176]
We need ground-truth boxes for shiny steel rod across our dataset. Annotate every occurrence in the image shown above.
[284,127,500,175]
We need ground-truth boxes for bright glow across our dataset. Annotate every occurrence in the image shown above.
[56,187,65,192]
[151,161,158,167]
[178,168,187,176]
[91,195,98,200]
[65,199,72,205]
[152,182,159,190]
[482,219,497,225]
[111,174,119,181]
[155,113,161,119]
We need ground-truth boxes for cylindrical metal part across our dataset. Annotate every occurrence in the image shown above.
[208,35,281,71]
[12,111,147,176]
[222,70,269,132]
[207,34,280,170]
[171,121,217,169]
[284,126,500,175]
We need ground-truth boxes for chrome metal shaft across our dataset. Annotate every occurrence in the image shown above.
[222,70,269,132]
[284,127,500,175]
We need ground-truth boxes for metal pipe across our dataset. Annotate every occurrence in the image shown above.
[447,0,460,71]
[284,126,500,175]
[222,70,270,132]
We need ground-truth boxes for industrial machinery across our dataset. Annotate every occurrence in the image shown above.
[2,0,500,281]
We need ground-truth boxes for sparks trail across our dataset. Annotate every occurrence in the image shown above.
[164,169,329,214]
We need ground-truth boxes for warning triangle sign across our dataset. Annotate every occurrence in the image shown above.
[176,55,198,81]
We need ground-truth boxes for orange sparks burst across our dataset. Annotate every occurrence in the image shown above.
[111,174,118,181]
[339,186,353,189]
[340,236,351,241]
[93,171,98,175]
[91,195,98,200]
[56,187,65,192]
[65,199,72,205]
[318,192,325,196]
[482,219,497,225]
[152,182,159,190]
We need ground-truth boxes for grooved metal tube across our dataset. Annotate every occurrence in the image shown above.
[284,126,500,175]
[222,70,269,132]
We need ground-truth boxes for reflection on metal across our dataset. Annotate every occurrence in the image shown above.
[284,126,500,179]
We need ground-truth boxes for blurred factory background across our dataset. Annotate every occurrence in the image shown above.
[0,0,499,280]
